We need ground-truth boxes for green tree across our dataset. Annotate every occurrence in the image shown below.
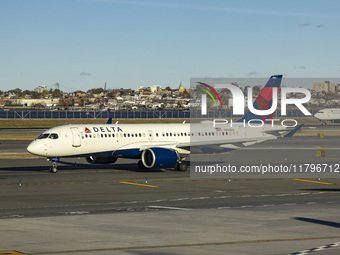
[10,88,23,98]
[52,89,63,98]
[41,90,49,98]
[31,91,42,99]
[23,90,32,96]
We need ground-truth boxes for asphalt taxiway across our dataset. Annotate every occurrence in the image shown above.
[0,136,340,254]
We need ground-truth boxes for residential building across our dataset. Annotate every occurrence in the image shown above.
[312,81,335,93]
[34,85,48,93]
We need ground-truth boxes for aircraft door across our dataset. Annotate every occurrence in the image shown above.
[70,127,81,147]
[147,130,153,141]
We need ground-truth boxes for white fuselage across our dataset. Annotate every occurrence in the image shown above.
[27,122,282,159]
[314,108,340,122]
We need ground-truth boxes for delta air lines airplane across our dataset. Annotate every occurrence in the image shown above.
[27,75,298,173]
[314,108,340,124]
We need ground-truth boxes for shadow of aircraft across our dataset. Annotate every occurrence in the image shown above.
[301,188,340,192]
[294,217,340,228]
[0,159,184,173]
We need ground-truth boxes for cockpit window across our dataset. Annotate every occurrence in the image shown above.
[37,133,50,139]
[49,133,59,139]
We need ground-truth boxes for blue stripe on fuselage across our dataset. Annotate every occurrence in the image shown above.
[61,148,142,159]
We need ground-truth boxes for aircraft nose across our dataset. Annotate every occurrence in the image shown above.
[27,142,42,156]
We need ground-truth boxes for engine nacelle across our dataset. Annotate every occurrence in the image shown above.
[85,156,117,164]
[141,148,178,168]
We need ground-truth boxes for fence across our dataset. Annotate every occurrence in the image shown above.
[0,110,318,119]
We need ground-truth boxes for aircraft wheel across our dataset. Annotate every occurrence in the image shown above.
[50,166,58,173]
[50,162,58,173]
[176,162,188,171]
[179,162,188,171]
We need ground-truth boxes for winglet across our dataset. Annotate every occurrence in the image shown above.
[284,124,304,137]
[107,118,112,124]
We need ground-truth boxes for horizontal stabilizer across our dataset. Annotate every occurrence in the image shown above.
[284,124,304,137]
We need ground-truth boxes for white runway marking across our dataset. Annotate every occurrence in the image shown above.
[149,205,192,211]
[289,241,340,255]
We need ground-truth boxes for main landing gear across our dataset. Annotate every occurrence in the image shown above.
[175,161,188,171]
[137,160,188,171]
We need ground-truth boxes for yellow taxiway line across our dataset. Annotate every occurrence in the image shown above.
[315,146,327,150]
[119,181,159,188]
[292,178,334,185]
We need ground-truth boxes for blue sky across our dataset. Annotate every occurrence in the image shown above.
[1,0,340,91]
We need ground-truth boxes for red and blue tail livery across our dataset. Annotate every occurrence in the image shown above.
[238,75,282,123]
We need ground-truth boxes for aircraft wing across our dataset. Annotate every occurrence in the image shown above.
[176,135,277,148]
[262,124,304,137]
[117,142,179,151]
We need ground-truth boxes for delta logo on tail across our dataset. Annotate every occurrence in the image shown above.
[85,127,91,133]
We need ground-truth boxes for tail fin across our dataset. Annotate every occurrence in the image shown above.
[237,75,282,123]
[106,118,112,124]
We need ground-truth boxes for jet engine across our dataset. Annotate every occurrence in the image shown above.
[141,148,178,168]
[85,156,117,164]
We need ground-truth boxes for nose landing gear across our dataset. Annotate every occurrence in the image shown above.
[50,161,58,173]
[47,157,59,173]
